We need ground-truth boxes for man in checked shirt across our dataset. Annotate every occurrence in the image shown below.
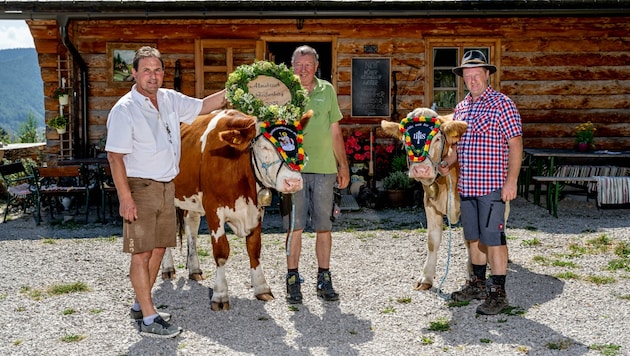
[437,50,523,315]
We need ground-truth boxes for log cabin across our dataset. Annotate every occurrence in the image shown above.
[0,0,629,167]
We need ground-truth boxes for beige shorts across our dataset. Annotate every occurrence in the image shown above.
[123,178,176,254]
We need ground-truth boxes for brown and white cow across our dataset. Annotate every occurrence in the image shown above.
[382,107,468,291]
[161,109,308,311]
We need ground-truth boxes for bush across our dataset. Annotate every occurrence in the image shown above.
[382,171,413,190]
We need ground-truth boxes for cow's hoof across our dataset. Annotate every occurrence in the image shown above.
[161,271,176,280]
[211,301,230,311]
[255,292,275,301]
[413,282,432,291]
[189,273,204,281]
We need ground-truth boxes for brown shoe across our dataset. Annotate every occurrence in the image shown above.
[476,284,509,315]
[451,276,486,302]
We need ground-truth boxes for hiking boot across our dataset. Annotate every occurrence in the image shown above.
[451,276,486,302]
[476,283,509,315]
[317,271,339,301]
[286,272,303,304]
[140,316,182,338]
[130,308,171,322]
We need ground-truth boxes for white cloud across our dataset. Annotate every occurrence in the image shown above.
[0,20,35,50]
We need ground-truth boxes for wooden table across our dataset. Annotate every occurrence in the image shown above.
[522,148,630,216]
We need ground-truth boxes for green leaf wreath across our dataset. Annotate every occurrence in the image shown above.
[225,61,309,123]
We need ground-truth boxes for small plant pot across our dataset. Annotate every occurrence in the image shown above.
[58,94,69,106]
[577,142,589,152]
[56,127,67,134]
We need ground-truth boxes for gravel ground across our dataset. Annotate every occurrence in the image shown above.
[0,195,629,355]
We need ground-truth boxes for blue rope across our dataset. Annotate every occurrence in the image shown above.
[435,174,454,301]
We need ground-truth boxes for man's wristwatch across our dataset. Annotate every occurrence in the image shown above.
[439,161,448,168]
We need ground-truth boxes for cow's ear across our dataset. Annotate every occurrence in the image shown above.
[380,120,403,140]
[299,110,313,129]
[219,129,252,151]
[442,121,468,145]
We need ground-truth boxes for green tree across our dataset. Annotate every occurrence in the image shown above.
[0,126,11,144]
[17,112,43,143]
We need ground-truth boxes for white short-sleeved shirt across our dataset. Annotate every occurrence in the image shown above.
[105,85,203,182]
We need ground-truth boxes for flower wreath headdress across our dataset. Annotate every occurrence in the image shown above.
[398,115,442,162]
[225,61,309,171]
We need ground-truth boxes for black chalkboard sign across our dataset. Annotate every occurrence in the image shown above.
[351,58,391,117]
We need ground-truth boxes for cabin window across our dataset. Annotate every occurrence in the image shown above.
[427,39,499,113]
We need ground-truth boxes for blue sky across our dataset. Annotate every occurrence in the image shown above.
[0,20,35,50]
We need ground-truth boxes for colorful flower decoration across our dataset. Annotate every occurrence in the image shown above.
[226,61,309,171]
[260,119,306,171]
[398,115,441,162]
[225,60,309,123]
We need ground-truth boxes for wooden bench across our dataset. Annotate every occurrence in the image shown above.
[34,165,92,224]
[531,176,598,217]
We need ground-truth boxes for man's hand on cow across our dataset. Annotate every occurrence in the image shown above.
[437,160,450,176]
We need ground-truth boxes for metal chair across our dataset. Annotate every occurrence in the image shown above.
[0,162,40,223]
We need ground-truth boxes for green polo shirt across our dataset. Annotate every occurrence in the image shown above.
[301,77,343,174]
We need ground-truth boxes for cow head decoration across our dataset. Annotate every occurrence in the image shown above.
[250,110,311,204]
[381,107,467,190]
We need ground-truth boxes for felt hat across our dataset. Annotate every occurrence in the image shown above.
[452,50,496,77]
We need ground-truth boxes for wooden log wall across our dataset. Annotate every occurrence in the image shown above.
[28,15,630,160]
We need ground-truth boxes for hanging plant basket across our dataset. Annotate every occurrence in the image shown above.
[56,127,67,134]
[58,94,69,106]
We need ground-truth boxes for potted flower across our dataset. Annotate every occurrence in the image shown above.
[48,115,69,134]
[574,121,596,152]
[51,86,70,105]
[382,170,414,208]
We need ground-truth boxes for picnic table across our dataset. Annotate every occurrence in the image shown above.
[522,148,630,217]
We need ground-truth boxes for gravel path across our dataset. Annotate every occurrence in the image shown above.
[0,195,629,355]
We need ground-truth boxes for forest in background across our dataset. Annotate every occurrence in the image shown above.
[0,48,44,142]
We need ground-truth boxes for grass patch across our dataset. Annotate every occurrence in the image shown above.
[554,271,580,280]
[551,260,578,268]
[62,308,76,315]
[607,259,630,272]
[60,334,86,343]
[524,225,538,231]
[615,242,630,258]
[521,238,541,247]
[480,338,492,344]
[585,275,616,285]
[42,238,57,244]
[589,343,622,356]
[381,305,396,314]
[546,338,572,350]
[618,294,630,300]
[568,243,587,255]
[197,248,210,257]
[396,296,412,304]
[532,255,551,265]
[49,282,90,295]
[500,305,526,316]
[288,305,299,312]
[428,317,450,332]
[420,336,434,345]
[586,234,612,253]
[13,340,23,346]
[89,308,104,314]
[447,300,470,308]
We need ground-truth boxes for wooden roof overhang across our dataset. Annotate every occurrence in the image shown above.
[1,0,630,20]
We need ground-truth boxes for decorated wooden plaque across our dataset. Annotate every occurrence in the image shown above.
[247,75,292,106]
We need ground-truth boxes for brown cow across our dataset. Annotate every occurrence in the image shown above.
[382,107,468,290]
[161,109,309,310]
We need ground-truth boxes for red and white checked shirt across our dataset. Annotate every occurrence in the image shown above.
[454,86,522,197]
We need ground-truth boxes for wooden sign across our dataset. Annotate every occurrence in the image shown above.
[247,75,292,106]
[351,58,391,117]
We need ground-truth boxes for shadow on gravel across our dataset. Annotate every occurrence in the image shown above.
[440,262,590,354]
[128,277,374,354]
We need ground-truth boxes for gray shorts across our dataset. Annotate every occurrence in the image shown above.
[123,178,177,254]
[460,190,507,247]
[281,173,336,232]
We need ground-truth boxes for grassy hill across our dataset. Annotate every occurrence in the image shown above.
[0,48,45,140]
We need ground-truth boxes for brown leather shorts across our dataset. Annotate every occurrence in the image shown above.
[123,178,176,254]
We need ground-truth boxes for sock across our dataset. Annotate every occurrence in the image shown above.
[491,275,506,288]
[131,302,141,312]
[318,267,329,274]
[143,313,158,325]
[288,268,298,274]
[472,264,487,280]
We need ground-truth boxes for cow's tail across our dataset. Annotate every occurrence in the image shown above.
[176,207,185,252]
